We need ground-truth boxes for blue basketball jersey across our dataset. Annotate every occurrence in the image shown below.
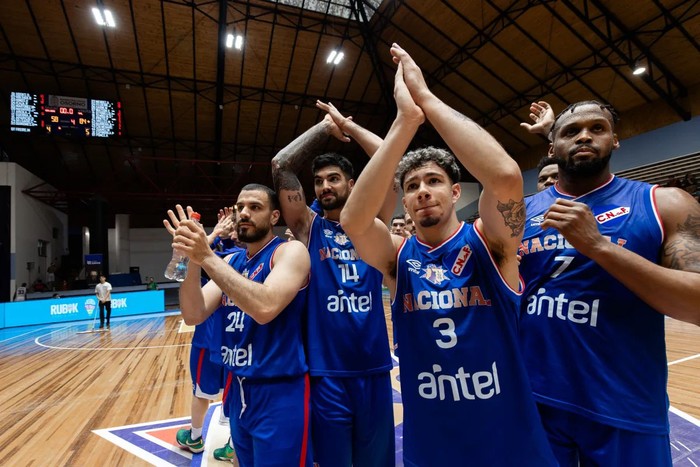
[204,247,244,365]
[217,237,308,379]
[519,176,667,434]
[392,222,556,466]
[305,214,392,376]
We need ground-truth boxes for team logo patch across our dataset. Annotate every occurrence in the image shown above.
[529,214,545,226]
[323,229,335,238]
[84,298,96,315]
[451,245,472,275]
[595,206,631,224]
[406,259,422,275]
[334,232,350,246]
[421,264,448,285]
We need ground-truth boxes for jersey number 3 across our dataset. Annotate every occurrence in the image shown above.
[434,318,457,349]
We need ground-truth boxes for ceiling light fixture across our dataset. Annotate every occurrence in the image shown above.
[632,58,647,76]
[234,35,243,50]
[92,7,116,28]
[103,10,116,28]
[327,50,344,65]
[226,33,234,48]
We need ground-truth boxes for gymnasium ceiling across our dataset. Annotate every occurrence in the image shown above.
[1,0,699,227]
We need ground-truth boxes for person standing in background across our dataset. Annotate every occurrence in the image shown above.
[95,274,112,329]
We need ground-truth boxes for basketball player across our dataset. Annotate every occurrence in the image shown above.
[166,207,239,455]
[390,214,408,236]
[535,156,559,192]
[518,100,700,466]
[169,184,312,466]
[340,44,556,466]
[271,104,395,466]
[404,212,415,236]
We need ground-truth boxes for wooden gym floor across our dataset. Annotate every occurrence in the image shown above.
[0,311,698,466]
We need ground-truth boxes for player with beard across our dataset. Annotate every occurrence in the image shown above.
[170,184,313,466]
[518,101,700,466]
[341,44,556,466]
[272,105,395,466]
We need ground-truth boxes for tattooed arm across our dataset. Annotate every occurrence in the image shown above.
[271,116,343,245]
[392,44,524,287]
[543,188,700,326]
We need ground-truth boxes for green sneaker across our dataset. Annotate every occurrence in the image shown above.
[176,428,204,453]
[213,440,236,462]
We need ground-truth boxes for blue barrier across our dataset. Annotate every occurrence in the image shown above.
[1,290,165,328]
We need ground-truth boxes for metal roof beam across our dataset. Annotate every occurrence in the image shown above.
[560,0,690,120]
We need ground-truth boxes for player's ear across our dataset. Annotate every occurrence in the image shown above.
[271,209,280,226]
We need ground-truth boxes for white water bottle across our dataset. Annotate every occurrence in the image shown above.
[164,212,201,282]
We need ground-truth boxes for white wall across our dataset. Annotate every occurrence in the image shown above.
[108,227,172,282]
[0,163,68,296]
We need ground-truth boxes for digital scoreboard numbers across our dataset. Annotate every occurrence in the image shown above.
[9,92,122,138]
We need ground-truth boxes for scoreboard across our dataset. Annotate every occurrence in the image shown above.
[10,92,122,137]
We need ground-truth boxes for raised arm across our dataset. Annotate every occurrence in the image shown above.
[164,204,225,325]
[271,117,347,244]
[391,44,524,279]
[520,101,556,139]
[315,100,397,222]
[206,206,236,246]
[340,61,424,294]
[541,189,700,326]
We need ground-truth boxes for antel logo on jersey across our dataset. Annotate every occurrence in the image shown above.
[84,298,96,315]
[595,206,631,224]
[529,214,545,227]
[451,245,472,275]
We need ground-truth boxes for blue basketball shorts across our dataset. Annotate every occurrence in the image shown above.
[310,373,394,467]
[228,373,312,467]
[189,345,224,399]
[537,403,672,467]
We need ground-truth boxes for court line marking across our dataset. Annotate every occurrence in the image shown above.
[93,417,192,467]
[670,406,700,427]
[0,326,59,344]
[34,331,190,351]
[669,353,700,366]
[32,313,190,351]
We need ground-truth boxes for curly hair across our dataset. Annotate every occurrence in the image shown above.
[395,146,461,189]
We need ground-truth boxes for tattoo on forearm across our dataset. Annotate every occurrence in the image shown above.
[497,198,525,238]
[272,124,329,173]
[272,123,330,193]
[273,170,303,192]
[663,213,700,273]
